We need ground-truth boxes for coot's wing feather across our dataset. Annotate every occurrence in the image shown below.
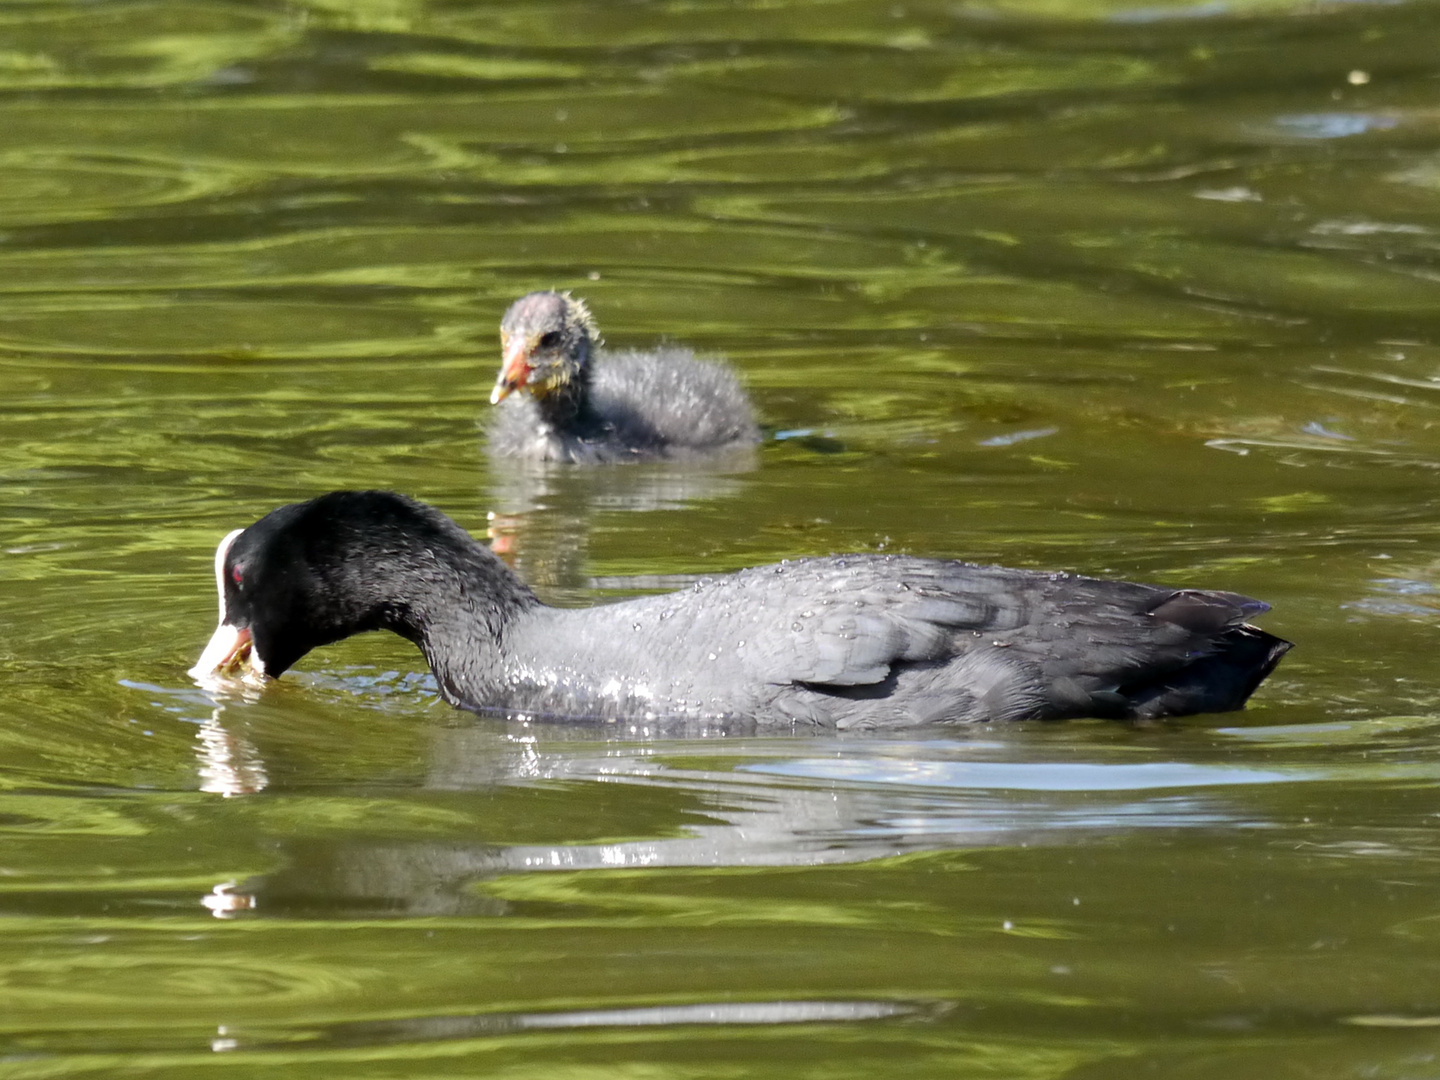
[990,580,1281,719]
[689,558,1265,695]
[691,557,1036,689]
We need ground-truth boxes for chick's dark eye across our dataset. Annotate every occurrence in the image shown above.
[231,565,244,587]
[538,330,562,349]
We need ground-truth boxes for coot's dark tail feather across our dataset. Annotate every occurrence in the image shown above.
[1122,627,1293,719]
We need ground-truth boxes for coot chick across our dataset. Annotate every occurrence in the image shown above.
[190,491,1290,728]
[487,291,759,463]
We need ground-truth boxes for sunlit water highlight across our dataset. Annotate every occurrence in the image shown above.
[4,0,1440,1077]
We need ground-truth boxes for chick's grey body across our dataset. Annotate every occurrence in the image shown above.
[488,348,757,463]
[206,492,1290,728]
[487,291,758,463]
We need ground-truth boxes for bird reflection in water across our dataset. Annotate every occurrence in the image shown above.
[195,707,268,797]
[201,879,256,919]
[194,708,264,918]
[210,999,927,1052]
[482,451,756,594]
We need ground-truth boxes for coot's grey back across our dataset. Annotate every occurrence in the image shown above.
[491,555,1287,727]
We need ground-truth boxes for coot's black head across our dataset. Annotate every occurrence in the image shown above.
[492,290,600,405]
[189,491,469,684]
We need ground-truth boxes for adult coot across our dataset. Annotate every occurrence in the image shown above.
[487,291,759,463]
[190,491,1291,727]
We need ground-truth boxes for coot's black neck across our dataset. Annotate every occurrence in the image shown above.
[306,500,544,705]
[393,551,541,708]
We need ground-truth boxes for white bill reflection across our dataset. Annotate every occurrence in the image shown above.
[195,708,268,797]
[201,879,256,919]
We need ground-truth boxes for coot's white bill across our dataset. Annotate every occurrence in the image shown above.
[189,527,268,685]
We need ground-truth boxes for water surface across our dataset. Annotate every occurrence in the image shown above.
[4,0,1440,1076]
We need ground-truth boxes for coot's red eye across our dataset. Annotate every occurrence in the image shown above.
[231,565,244,586]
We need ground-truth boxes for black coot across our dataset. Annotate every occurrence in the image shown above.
[190,491,1291,728]
[487,291,759,463]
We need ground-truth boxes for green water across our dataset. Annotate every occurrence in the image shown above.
[4,0,1440,1075]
